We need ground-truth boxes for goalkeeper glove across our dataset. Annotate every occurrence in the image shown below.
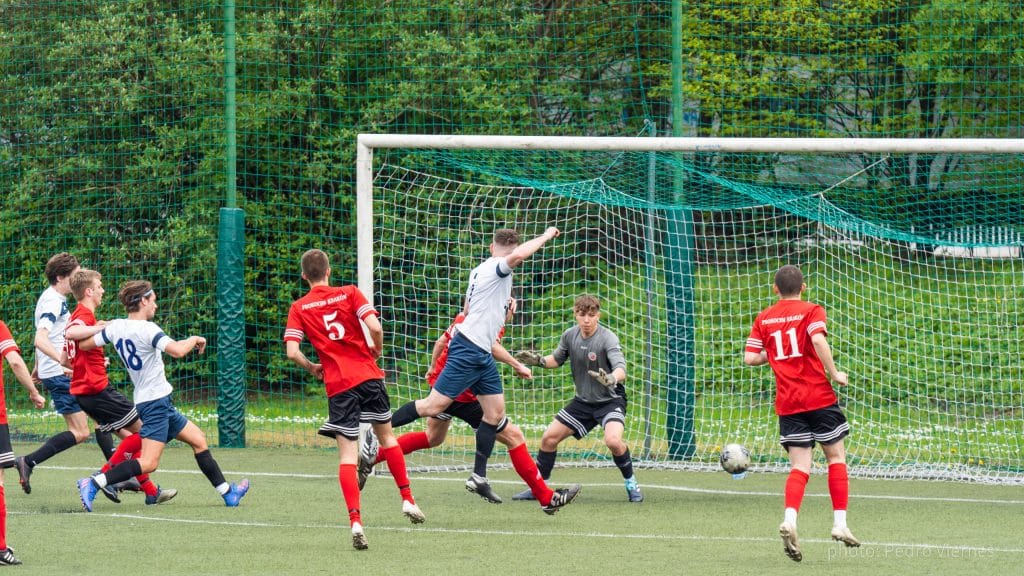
[515,350,544,367]
[587,368,618,387]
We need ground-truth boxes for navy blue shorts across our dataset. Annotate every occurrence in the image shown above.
[434,333,503,398]
[136,396,189,443]
[42,375,83,415]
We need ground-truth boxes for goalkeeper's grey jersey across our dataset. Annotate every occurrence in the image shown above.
[551,325,626,403]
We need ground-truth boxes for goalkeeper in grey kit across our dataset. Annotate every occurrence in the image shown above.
[514,294,642,502]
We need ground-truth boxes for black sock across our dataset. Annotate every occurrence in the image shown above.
[95,428,115,460]
[25,431,77,467]
[195,450,226,487]
[614,448,635,479]
[473,421,498,477]
[536,450,557,480]
[103,459,142,486]
[391,401,421,428]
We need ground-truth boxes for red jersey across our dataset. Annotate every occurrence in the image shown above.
[0,321,17,423]
[745,299,835,416]
[428,314,506,404]
[66,304,109,396]
[284,285,384,397]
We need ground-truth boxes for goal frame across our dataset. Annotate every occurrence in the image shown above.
[356,134,1024,304]
[356,134,1024,478]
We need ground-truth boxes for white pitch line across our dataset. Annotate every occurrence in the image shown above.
[35,465,1024,505]
[19,510,1024,556]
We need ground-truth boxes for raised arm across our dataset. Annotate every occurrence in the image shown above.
[65,321,106,342]
[505,227,560,269]
[164,335,207,358]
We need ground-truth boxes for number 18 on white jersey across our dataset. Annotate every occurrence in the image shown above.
[94,318,174,404]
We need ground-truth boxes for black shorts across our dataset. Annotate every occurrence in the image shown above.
[0,424,12,469]
[554,396,627,440]
[778,404,849,448]
[433,400,484,430]
[318,379,392,441]
[75,387,140,433]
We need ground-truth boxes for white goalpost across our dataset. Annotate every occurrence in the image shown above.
[356,134,1024,483]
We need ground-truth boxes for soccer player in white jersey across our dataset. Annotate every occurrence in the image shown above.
[74,280,249,511]
[513,294,641,503]
[15,252,117,495]
[390,227,579,511]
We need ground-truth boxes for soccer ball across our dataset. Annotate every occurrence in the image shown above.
[720,443,751,474]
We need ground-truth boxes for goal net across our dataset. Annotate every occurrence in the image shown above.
[359,135,1024,483]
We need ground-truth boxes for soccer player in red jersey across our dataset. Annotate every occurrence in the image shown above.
[284,249,424,550]
[64,269,176,505]
[0,318,48,565]
[744,264,860,562]
[361,300,580,513]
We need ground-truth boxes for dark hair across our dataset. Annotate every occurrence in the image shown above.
[573,294,600,314]
[301,249,329,282]
[119,280,153,312]
[774,265,804,297]
[45,252,80,285]
[493,228,519,247]
[69,269,101,301]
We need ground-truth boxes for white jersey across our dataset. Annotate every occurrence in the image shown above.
[94,318,173,403]
[34,286,70,379]
[455,256,513,351]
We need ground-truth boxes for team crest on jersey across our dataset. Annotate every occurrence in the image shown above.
[588,352,597,361]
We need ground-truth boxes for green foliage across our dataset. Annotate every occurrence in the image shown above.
[2,0,1023,442]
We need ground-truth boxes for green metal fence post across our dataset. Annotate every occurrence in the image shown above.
[217,0,246,447]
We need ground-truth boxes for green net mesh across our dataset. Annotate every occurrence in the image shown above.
[1,1,1022,481]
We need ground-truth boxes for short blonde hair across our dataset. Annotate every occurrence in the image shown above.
[69,269,101,300]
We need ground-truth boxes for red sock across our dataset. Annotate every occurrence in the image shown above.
[509,443,553,505]
[376,431,431,464]
[382,445,414,503]
[140,476,159,497]
[102,433,142,472]
[0,486,6,549]
[784,469,810,511]
[828,463,849,511]
[339,463,361,525]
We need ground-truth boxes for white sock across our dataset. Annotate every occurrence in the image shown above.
[216,482,230,495]
[784,507,798,526]
[352,521,363,532]
[93,473,108,488]
[834,509,847,528]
